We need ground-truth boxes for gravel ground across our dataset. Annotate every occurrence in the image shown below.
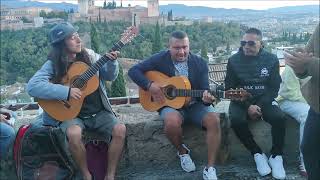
[116,159,306,180]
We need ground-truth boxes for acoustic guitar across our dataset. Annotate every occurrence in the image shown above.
[139,71,251,112]
[38,26,138,121]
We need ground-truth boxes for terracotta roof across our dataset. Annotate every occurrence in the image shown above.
[208,63,227,85]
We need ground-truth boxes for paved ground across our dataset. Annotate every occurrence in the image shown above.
[116,159,306,180]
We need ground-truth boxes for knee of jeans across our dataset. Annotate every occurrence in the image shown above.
[66,125,82,143]
[112,124,126,140]
[164,114,182,130]
[203,113,220,129]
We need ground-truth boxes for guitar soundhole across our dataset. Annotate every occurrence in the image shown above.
[164,85,176,100]
[72,77,86,89]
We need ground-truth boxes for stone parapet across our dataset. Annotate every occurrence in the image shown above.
[110,101,300,168]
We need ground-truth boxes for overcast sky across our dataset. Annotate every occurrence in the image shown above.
[34,0,319,10]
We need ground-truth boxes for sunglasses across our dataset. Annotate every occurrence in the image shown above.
[68,32,80,40]
[240,40,257,46]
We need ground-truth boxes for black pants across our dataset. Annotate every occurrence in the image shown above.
[229,101,286,155]
[301,108,320,180]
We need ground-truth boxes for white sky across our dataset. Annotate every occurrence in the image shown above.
[34,0,319,10]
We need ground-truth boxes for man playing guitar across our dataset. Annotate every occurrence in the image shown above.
[129,31,220,180]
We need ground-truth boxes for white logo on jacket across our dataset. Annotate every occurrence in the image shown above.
[260,68,269,77]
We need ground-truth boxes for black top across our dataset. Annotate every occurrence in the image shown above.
[79,88,103,117]
[225,48,281,109]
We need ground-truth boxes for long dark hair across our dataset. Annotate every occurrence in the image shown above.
[48,41,91,84]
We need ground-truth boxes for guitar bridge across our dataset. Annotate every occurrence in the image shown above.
[60,100,71,108]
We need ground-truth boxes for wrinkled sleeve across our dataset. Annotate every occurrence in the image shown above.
[128,56,159,90]
[27,61,69,100]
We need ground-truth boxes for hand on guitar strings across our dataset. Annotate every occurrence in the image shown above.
[202,90,216,104]
[148,82,166,104]
[70,88,82,100]
[105,51,120,61]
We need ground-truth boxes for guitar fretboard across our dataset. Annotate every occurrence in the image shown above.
[72,41,124,88]
[174,89,224,98]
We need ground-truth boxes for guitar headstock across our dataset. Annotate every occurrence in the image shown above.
[225,88,252,101]
[120,26,139,45]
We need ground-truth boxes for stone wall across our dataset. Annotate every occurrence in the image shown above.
[109,101,300,168]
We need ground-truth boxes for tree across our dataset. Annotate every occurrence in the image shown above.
[39,10,46,18]
[299,32,303,42]
[103,0,107,9]
[168,10,173,21]
[106,1,116,9]
[152,21,162,54]
[110,65,126,97]
[292,33,297,44]
[112,0,116,8]
[226,42,230,53]
[90,24,101,53]
[21,17,32,23]
[98,8,101,23]
[200,42,208,63]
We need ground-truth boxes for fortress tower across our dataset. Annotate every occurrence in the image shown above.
[78,0,95,16]
[78,0,88,16]
[147,0,159,17]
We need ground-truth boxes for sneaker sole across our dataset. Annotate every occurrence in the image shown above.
[258,170,271,177]
[182,166,196,172]
[271,174,286,180]
[203,175,217,180]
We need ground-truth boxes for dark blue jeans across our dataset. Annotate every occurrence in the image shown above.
[301,108,320,180]
[0,122,15,160]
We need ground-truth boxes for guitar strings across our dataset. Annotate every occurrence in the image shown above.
[70,41,123,88]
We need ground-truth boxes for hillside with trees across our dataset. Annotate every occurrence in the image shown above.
[0,21,241,86]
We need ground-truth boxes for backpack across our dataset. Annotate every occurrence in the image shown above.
[13,121,76,180]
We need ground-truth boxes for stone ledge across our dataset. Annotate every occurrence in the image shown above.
[18,101,300,171]
[111,101,300,168]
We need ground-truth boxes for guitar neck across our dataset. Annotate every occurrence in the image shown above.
[174,89,225,99]
[78,41,124,83]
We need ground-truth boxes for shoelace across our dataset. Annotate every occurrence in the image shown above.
[299,163,306,171]
[181,154,192,165]
[205,168,216,178]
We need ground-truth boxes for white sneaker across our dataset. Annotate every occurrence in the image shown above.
[203,167,218,180]
[253,153,271,176]
[268,155,286,179]
[177,144,196,172]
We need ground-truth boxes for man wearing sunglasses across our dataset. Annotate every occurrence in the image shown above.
[225,28,286,179]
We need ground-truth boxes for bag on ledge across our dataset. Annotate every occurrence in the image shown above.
[13,121,76,180]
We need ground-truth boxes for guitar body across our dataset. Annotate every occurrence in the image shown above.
[38,62,99,121]
[139,71,191,112]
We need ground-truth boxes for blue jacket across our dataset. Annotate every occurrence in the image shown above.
[27,49,119,126]
[128,50,209,98]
